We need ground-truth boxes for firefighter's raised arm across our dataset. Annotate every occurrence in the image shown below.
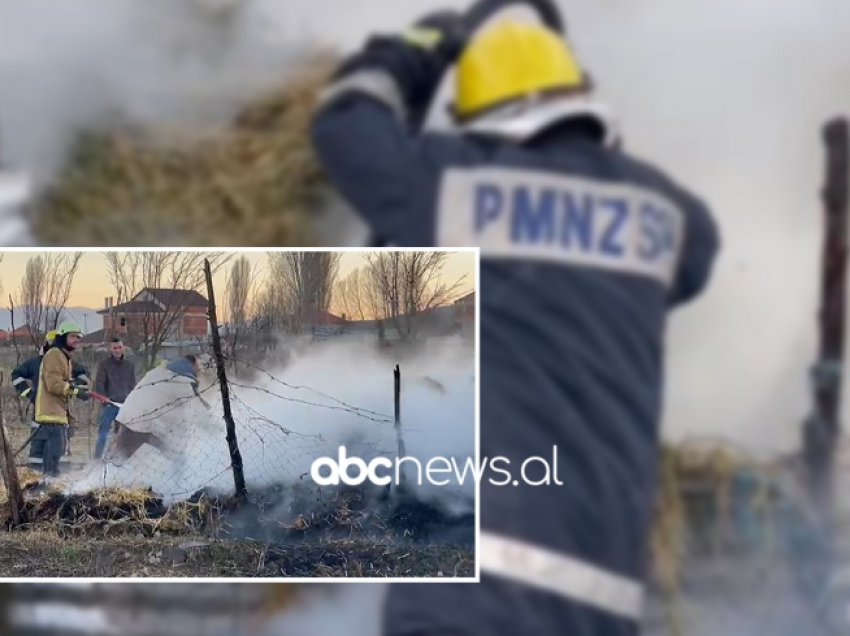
[310,15,470,245]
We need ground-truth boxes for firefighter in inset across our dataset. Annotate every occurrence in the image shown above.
[35,322,91,476]
[12,329,90,470]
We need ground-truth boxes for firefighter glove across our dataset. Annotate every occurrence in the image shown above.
[334,11,466,119]
[72,387,91,402]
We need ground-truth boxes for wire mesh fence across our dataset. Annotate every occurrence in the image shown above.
[63,356,417,501]
[1,335,477,552]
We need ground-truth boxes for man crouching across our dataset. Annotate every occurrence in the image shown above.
[104,354,212,465]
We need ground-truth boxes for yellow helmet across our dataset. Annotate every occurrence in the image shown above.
[46,330,58,344]
[451,20,618,146]
[453,20,588,119]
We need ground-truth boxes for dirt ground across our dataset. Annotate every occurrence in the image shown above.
[0,529,474,577]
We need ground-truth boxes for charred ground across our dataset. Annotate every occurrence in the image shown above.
[0,480,475,577]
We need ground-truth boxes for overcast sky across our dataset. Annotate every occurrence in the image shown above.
[0,250,476,308]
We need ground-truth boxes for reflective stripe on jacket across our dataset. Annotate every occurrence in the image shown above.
[34,348,74,425]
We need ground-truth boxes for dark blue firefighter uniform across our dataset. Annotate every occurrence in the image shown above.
[311,74,720,635]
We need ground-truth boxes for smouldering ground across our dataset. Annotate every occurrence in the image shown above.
[0,530,474,578]
[0,478,475,578]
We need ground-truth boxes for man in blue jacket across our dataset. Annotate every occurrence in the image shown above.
[11,330,90,470]
[311,16,720,636]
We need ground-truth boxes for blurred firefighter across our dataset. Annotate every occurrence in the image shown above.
[35,321,91,476]
[105,354,211,465]
[93,338,138,459]
[311,15,720,636]
[11,329,90,471]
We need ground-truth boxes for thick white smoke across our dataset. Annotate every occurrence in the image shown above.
[68,339,476,515]
[3,0,850,455]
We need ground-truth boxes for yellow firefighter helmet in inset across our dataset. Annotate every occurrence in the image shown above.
[451,20,619,146]
[57,321,83,337]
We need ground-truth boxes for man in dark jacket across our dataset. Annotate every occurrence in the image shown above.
[93,338,138,459]
[11,329,90,470]
[311,16,720,636]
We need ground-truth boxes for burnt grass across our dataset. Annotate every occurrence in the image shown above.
[0,481,475,578]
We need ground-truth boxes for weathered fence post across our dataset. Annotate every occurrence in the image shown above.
[394,364,407,491]
[804,116,849,525]
[0,372,24,527]
[8,296,25,425]
[204,259,247,500]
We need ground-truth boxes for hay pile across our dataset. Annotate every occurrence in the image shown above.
[2,485,217,536]
[651,442,781,587]
[31,49,341,247]
[650,442,791,585]
[1,479,475,549]
[649,441,804,635]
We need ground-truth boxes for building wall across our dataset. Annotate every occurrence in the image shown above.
[102,307,207,338]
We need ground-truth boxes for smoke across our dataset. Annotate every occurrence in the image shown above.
[266,0,850,457]
[554,0,850,457]
[2,0,849,451]
[0,0,309,183]
[67,338,476,526]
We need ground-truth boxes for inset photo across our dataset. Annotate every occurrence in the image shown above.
[0,248,479,579]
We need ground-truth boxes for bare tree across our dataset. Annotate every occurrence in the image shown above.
[265,252,341,333]
[333,265,386,323]
[334,267,368,321]
[364,251,467,340]
[16,252,84,347]
[223,255,257,373]
[251,281,286,335]
[104,251,232,370]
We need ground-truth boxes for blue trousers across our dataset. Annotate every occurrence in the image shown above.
[94,403,120,459]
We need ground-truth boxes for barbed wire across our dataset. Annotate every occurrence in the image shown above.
[221,355,394,422]
[226,380,394,426]
[46,356,407,503]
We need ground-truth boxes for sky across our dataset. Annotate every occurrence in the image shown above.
[0,250,476,309]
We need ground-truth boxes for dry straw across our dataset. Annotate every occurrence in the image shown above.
[31,49,341,247]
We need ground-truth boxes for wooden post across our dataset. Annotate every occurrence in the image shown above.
[204,259,247,500]
[804,117,850,522]
[0,372,24,527]
[8,295,25,425]
[394,364,407,490]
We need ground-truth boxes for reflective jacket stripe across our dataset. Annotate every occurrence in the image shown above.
[34,351,72,425]
[478,531,644,621]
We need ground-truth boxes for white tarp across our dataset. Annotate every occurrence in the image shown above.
[115,364,209,450]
